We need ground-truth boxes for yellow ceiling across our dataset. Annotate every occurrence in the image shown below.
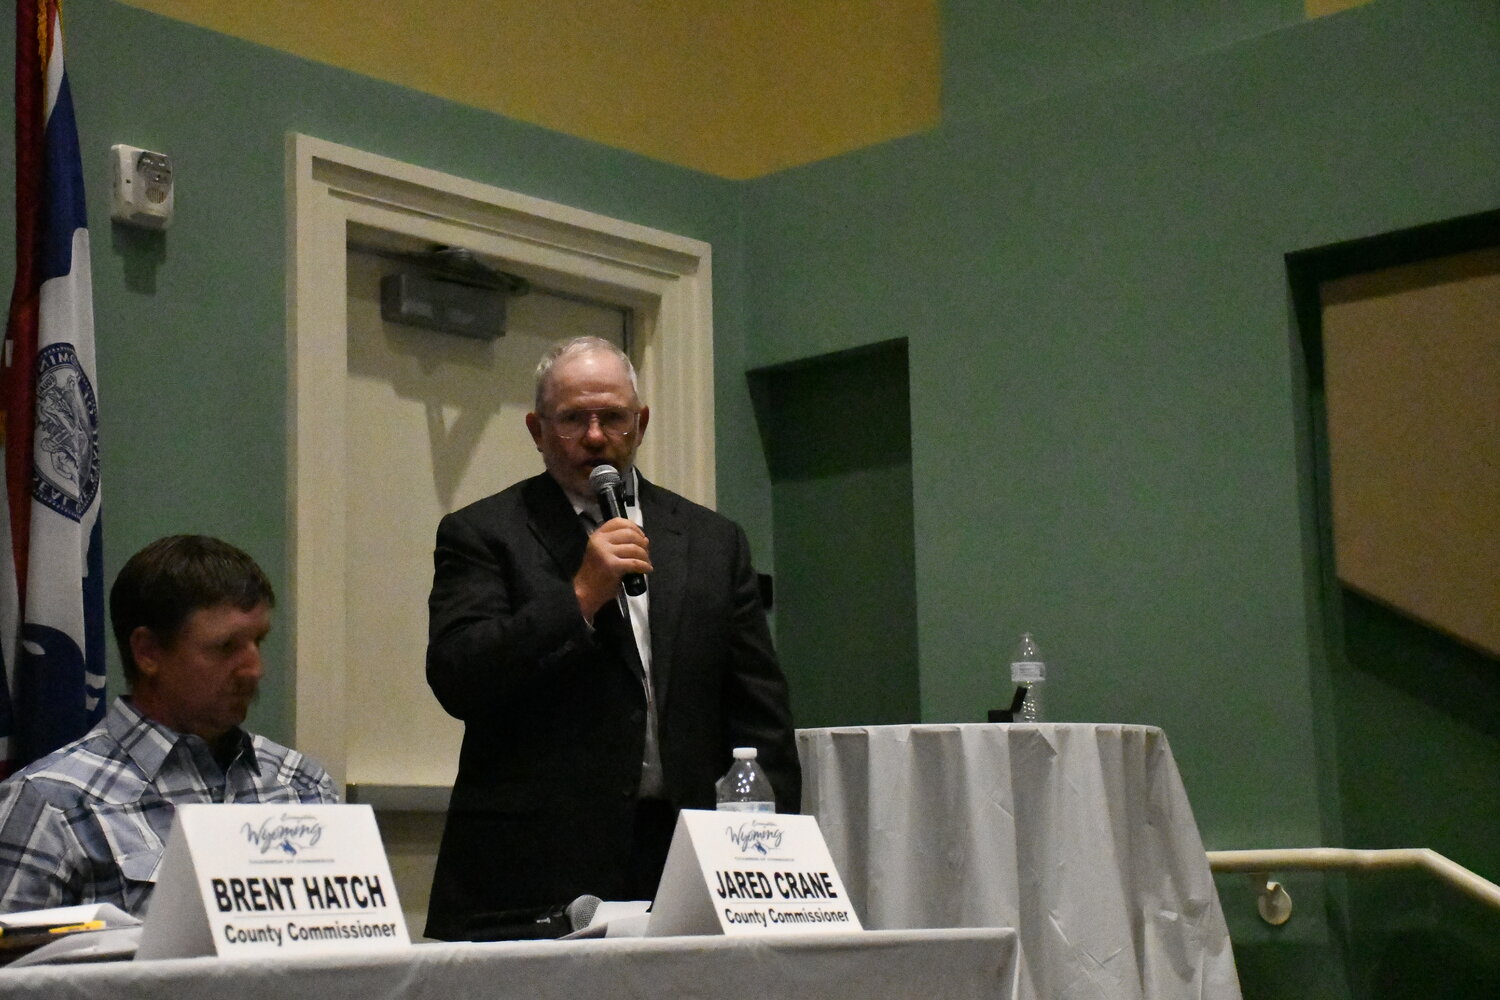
[110,1,1364,178]
[114,0,942,180]
[1305,0,1372,17]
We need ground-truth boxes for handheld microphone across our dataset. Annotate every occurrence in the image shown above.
[588,465,648,597]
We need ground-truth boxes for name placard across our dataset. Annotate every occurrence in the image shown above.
[647,809,862,936]
[136,803,408,960]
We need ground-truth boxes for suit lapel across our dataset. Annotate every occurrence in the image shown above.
[522,473,588,584]
[638,476,687,709]
[523,473,645,682]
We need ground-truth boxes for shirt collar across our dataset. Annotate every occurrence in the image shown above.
[108,697,259,780]
[567,466,639,518]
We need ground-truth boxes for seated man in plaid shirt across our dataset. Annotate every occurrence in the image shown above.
[0,535,337,916]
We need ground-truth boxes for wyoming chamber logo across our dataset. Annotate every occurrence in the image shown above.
[31,342,100,522]
[242,814,326,858]
[724,820,784,856]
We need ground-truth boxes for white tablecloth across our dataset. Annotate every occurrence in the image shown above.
[798,723,1241,1000]
[0,928,1032,1000]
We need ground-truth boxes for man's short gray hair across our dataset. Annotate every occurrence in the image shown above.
[533,336,639,412]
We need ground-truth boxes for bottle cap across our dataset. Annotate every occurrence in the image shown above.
[732,747,758,760]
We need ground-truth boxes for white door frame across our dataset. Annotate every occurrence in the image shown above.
[285,133,715,785]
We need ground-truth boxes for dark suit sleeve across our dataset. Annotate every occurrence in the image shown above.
[720,523,803,813]
[425,505,595,721]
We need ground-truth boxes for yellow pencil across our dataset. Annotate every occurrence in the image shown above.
[47,920,106,933]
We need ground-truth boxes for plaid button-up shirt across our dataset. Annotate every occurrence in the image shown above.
[0,697,337,916]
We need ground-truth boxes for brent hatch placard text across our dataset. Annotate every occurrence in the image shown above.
[136,804,408,959]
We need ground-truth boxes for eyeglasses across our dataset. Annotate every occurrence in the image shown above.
[541,407,639,440]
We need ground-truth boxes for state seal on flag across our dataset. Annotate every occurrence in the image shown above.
[31,341,100,521]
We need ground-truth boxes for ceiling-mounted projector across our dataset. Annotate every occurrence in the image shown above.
[379,246,528,340]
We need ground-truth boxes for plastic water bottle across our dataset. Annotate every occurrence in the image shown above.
[1010,632,1046,722]
[715,747,775,812]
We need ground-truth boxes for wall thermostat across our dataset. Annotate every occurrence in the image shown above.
[110,144,174,229]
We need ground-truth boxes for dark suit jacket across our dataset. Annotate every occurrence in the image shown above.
[424,472,799,938]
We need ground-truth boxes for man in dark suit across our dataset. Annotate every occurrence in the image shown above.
[424,336,799,940]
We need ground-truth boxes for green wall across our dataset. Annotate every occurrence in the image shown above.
[2,0,765,742]
[749,341,919,729]
[740,0,1499,995]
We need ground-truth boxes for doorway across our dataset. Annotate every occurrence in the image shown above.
[343,233,630,788]
[749,340,919,727]
[287,135,716,935]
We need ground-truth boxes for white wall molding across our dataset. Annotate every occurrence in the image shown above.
[285,133,715,784]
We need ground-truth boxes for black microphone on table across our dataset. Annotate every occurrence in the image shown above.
[457,894,603,940]
[588,464,648,597]
[566,894,603,933]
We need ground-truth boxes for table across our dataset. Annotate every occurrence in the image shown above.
[0,928,1032,1000]
[797,723,1241,1000]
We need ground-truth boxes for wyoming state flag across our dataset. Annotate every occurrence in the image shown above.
[1,0,106,773]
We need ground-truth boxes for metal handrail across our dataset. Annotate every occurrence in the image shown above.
[1208,848,1500,924]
